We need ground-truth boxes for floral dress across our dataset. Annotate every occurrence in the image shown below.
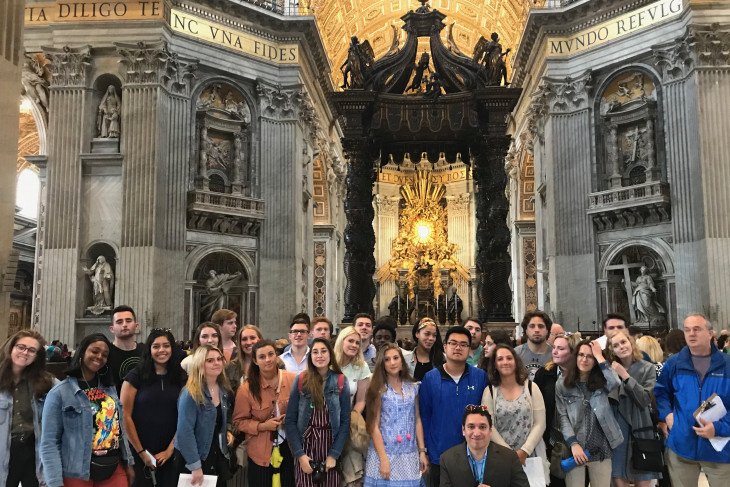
[364,381,422,486]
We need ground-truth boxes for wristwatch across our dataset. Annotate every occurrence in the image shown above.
[418,447,427,454]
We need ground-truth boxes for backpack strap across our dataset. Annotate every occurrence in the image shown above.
[337,373,345,395]
[528,379,533,396]
[298,371,306,394]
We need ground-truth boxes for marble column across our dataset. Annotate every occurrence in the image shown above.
[342,137,377,322]
[114,41,196,335]
[0,0,24,338]
[35,46,91,344]
[256,81,308,337]
[472,135,514,323]
[374,190,399,317]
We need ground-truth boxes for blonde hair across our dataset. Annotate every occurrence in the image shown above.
[637,335,664,363]
[185,345,232,405]
[334,326,366,369]
[608,330,643,363]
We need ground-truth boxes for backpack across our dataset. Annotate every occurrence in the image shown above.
[297,371,345,395]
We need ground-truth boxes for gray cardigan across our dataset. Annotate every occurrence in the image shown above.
[609,359,657,440]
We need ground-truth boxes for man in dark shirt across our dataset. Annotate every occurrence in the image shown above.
[107,305,146,392]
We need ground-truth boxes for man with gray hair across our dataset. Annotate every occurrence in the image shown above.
[655,313,730,487]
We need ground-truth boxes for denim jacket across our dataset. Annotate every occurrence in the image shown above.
[0,385,47,486]
[555,361,624,449]
[40,377,133,487]
[285,370,351,460]
[174,385,230,471]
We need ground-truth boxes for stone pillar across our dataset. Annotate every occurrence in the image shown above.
[114,41,196,336]
[0,0,24,338]
[607,124,622,188]
[374,191,399,317]
[35,46,91,344]
[341,137,377,322]
[472,135,514,323]
[445,189,474,313]
[256,81,307,337]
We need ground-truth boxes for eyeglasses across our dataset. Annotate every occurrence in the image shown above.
[446,341,469,349]
[289,329,308,335]
[577,353,595,361]
[15,344,39,355]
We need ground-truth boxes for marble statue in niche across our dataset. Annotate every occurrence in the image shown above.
[625,266,666,324]
[97,86,122,138]
[83,256,114,315]
[201,269,242,320]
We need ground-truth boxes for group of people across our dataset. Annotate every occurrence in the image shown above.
[1,305,729,487]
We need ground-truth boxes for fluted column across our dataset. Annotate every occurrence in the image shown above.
[472,135,514,323]
[115,41,197,335]
[342,137,377,322]
[374,192,399,316]
[36,45,91,344]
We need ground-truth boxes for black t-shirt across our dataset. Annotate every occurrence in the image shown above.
[107,343,146,393]
[124,367,187,454]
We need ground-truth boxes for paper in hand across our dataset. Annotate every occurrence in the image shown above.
[177,473,218,487]
[693,393,729,452]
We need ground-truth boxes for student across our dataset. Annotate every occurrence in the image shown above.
[0,330,56,487]
[402,318,444,381]
[181,322,221,373]
[364,343,428,486]
[285,338,350,487]
[233,340,296,487]
[226,324,263,388]
[175,346,234,487]
[41,333,135,487]
[212,309,238,361]
[281,319,310,375]
[121,329,187,487]
[555,339,623,487]
[108,305,146,393]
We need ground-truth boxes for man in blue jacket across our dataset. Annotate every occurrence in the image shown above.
[420,326,488,487]
[655,313,730,487]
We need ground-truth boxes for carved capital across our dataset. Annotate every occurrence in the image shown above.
[652,26,696,81]
[693,23,730,67]
[42,45,91,88]
[525,84,550,145]
[446,194,471,216]
[115,41,197,91]
[298,92,321,145]
[255,80,304,120]
[543,70,593,113]
[375,194,400,217]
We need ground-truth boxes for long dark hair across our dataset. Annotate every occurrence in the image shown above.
[192,322,221,350]
[563,339,607,392]
[365,343,414,434]
[478,329,511,372]
[487,344,528,386]
[66,333,114,387]
[136,329,185,386]
[247,340,277,406]
[411,318,444,368]
[303,338,342,410]
[0,330,55,398]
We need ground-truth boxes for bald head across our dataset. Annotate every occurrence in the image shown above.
[548,323,564,346]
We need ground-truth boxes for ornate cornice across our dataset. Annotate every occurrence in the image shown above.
[42,45,91,88]
[255,80,305,121]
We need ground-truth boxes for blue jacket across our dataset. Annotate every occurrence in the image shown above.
[174,385,230,471]
[655,344,730,463]
[285,370,351,460]
[555,361,623,449]
[419,364,487,465]
[40,377,133,487]
[0,385,47,486]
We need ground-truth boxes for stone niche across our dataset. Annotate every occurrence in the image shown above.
[599,72,661,189]
[195,83,251,194]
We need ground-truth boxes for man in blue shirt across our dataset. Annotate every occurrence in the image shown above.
[440,406,529,487]
[420,326,487,487]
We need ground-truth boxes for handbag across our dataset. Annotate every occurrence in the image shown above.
[549,441,570,479]
[90,454,120,481]
[630,425,665,472]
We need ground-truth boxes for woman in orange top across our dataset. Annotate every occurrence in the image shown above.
[232,340,296,487]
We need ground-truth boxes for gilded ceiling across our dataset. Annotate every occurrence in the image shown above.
[313,0,533,88]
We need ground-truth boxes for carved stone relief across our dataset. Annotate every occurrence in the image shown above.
[20,53,50,119]
[43,45,91,88]
[255,80,304,120]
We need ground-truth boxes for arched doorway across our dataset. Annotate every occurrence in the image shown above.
[192,252,249,325]
[599,240,675,330]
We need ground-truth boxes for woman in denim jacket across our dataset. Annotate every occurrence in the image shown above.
[285,337,350,487]
[40,333,135,487]
[555,339,623,487]
[174,345,233,487]
[0,330,56,487]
